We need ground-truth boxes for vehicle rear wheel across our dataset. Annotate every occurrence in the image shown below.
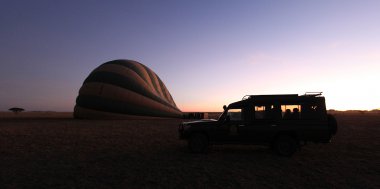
[274,135,298,157]
[188,133,209,153]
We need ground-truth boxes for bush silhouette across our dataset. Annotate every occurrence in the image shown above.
[9,107,24,114]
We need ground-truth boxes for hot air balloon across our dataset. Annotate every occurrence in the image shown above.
[74,59,182,119]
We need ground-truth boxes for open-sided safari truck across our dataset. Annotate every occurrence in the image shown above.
[179,92,337,156]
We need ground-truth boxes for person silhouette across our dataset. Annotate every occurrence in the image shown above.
[283,109,291,119]
[272,105,282,119]
[292,108,300,119]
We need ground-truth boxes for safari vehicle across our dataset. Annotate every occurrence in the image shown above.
[178,92,337,156]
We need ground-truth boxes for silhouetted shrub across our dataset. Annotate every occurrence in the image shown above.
[9,107,24,114]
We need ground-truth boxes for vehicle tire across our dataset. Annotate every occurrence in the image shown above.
[327,114,338,135]
[274,135,298,157]
[188,133,209,153]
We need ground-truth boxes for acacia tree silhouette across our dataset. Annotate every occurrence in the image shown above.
[9,107,24,114]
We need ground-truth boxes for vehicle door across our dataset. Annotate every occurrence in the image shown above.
[298,101,329,141]
[216,108,245,143]
[242,104,280,143]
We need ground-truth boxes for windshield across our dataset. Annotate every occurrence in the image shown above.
[218,110,227,121]
[218,108,243,121]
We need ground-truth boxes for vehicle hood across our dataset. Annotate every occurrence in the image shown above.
[183,119,218,125]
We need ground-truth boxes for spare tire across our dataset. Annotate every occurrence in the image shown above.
[327,114,338,135]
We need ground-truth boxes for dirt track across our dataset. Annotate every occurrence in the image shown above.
[0,113,379,188]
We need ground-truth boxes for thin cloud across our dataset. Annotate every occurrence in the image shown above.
[327,41,341,49]
[249,53,283,65]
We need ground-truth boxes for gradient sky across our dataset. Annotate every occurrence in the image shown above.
[1,0,379,112]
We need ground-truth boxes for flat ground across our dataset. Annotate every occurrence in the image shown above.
[0,112,379,188]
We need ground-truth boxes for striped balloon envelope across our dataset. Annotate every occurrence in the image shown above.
[74,59,182,119]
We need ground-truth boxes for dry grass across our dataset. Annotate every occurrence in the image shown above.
[0,112,379,188]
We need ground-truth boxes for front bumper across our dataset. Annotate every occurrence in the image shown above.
[178,123,188,139]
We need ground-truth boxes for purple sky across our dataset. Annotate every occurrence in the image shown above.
[1,0,379,112]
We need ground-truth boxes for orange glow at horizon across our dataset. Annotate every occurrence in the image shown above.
[179,46,380,112]
[177,57,380,112]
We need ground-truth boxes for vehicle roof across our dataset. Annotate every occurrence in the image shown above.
[228,94,325,108]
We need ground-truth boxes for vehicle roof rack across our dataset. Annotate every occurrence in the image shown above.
[242,94,299,100]
[303,92,323,97]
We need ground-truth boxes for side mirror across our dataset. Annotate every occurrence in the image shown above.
[225,115,230,123]
[223,105,227,110]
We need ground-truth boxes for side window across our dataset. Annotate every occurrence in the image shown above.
[254,105,282,120]
[227,109,242,121]
[255,105,265,119]
[301,103,323,119]
[281,105,301,119]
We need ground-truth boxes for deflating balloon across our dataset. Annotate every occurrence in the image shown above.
[74,59,182,119]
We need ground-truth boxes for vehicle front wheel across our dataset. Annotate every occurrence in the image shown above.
[188,133,209,153]
[274,135,299,157]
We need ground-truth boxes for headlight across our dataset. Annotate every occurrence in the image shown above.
[178,123,184,131]
[179,123,190,132]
